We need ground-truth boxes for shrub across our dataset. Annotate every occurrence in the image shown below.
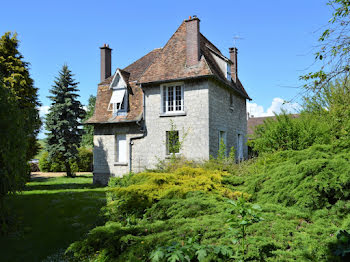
[105,166,249,221]
[239,144,350,210]
[77,147,93,171]
[38,147,92,172]
[249,112,331,154]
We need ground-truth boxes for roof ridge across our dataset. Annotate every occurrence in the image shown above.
[200,33,222,54]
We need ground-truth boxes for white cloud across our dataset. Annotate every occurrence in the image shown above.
[39,105,50,118]
[247,97,301,118]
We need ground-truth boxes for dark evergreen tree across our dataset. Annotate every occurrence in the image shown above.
[81,95,96,148]
[46,65,86,177]
[0,32,41,162]
[0,78,27,233]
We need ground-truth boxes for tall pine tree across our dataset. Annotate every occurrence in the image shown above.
[0,32,41,161]
[46,65,85,177]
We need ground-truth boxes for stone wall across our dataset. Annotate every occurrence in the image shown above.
[208,80,248,159]
[131,79,210,170]
[93,123,143,185]
[92,78,248,185]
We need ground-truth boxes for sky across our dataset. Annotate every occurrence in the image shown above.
[0,0,332,138]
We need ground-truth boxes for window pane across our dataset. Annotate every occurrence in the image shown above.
[168,86,174,111]
[116,134,127,163]
[175,86,182,111]
[166,130,179,154]
[162,87,167,113]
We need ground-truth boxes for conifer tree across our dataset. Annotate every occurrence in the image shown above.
[0,32,41,161]
[46,65,85,177]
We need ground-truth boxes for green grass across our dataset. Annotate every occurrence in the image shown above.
[34,139,46,160]
[0,174,106,262]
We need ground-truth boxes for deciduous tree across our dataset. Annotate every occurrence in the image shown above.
[301,0,350,91]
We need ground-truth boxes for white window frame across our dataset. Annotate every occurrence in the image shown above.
[227,63,232,81]
[160,82,184,114]
[115,133,127,164]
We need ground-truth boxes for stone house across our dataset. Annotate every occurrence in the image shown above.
[85,17,251,185]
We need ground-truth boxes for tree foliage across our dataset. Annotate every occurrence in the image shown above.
[0,79,28,233]
[301,0,350,91]
[45,65,85,177]
[81,95,96,148]
[0,32,41,161]
[249,113,331,154]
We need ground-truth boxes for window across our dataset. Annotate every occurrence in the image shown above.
[115,134,127,163]
[227,63,231,81]
[108,71,128,115]
[237,133,243,161]
[161,83,184,114]
[219,130,227,156]
[230,93,234,107]
[166,130,179,155]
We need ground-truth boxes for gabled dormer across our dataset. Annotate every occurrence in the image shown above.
[107,69,130,116]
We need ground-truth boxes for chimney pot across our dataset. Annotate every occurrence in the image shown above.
[229,47,238,83]
[100,44,112,82]
[185,17,200,67]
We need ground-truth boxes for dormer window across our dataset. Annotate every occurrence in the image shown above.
[227,63,231,81]
[108,88,127,114]
[108,70,128,116]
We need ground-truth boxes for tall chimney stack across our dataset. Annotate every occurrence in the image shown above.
[185,16,200,67]
[229,47,238,83]
[100,44,112,82]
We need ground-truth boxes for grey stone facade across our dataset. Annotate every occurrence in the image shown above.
[208,80,248,159]
[93,79,247,185]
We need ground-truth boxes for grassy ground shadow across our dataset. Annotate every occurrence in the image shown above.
[0,174,106,262]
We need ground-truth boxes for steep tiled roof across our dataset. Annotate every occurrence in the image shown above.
[85,50,161,124]
[139,21,250,99]
[87,19,250,125]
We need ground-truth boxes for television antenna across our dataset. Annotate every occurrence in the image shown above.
[233,35,244,47]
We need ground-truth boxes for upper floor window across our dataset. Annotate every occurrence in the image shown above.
[108,88,127,115]
[227,63,232,81]
[108,70,128,116]
[161,83,184,114]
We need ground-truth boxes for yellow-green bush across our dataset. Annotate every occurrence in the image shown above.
[106,166,249,221]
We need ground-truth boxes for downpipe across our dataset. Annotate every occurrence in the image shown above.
[129,84,146,173]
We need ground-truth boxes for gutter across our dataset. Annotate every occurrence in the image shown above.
[129,84,146,173]
[139,74,251,100]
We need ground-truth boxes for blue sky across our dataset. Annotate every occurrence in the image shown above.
[0,0,332,137]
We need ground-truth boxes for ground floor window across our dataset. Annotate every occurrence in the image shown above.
[219,130,227,156]
[237,133,243,160]
[166,130,179,155]
[115,134,127,163]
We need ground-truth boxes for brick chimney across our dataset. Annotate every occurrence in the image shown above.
[229,47,238,83]
[185,16,200,67]
[100,44,112,82]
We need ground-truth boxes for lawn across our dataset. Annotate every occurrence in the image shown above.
[0,174,106,262]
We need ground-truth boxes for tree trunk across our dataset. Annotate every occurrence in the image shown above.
[65,162,74,177]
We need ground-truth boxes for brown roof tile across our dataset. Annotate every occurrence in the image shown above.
[87,19,250,125]
[139,22,250,99]
[85,50,160,124]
